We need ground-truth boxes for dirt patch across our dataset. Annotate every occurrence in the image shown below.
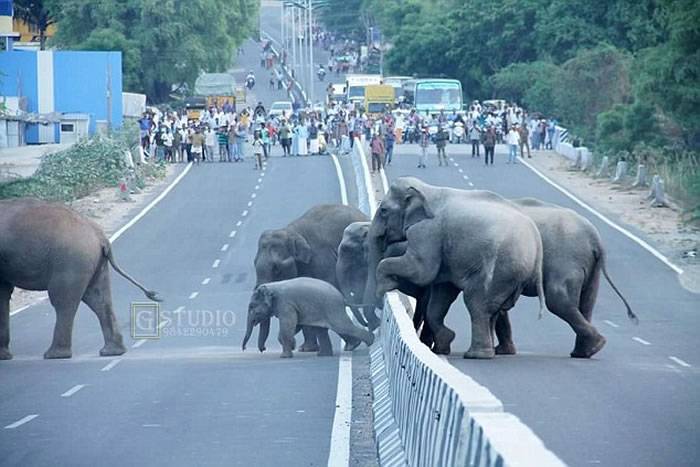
[526,149,700,293]
[9,164,184,312]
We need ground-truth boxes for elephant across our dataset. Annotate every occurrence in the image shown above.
[253,204,367,353]
[241,277,374,358]
[364,177,545,359]
[0,198,161,360]
[336,221,430,332]
[413,198,638,358]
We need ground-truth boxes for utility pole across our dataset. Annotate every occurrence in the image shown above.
[308,0,314,104]
[106,60,112,133]
[291,5,297,79]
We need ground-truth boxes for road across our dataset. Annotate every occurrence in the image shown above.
[381,143,700,467]
[0,28,373,467]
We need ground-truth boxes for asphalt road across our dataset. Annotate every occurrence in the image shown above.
[382,143,700,467]
[0,27,371,467]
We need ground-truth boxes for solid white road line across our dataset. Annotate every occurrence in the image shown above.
[100,359,122,372]
[669,356,691,368]
[221,244,229,252]
[327,355,352,467]
[330,154,349,206]
[5,414,39,429]
[212,260,220,268]
[242,210,249,217]
[61,384,86,398]
[356,139,378,213]
[10,303,36,317]
[202,277,211,285]
[603,320,620,328]
[229,230,237,238]
[189,292,199,299]
[518,157,684,275]
[132,339,147,348]
[632,337,651,346]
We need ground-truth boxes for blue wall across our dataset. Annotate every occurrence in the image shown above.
[0,50,38,112]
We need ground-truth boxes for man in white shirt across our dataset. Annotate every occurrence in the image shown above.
[204,127,217,162]
[506,124,521,164]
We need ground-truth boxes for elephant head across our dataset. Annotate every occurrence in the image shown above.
[242,285,275,352]
[254,229,313,286]
[337,222,370,303]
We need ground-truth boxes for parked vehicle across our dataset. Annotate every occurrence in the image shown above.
[269,101,293,118]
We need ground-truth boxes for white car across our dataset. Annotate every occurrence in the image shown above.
[269,101,293,118]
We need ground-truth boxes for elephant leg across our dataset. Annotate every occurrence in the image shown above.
[494,311,517,355]
[277,312,297,358]
[327,309,374,349]
[579,266,601,323]
[341,334,361,351]
[45,287,82,359]
[299,326,320,352]
[547,283,605,358]
[0,282,13,360]
[425,283,460,355]
[376,247,439,297]
[462,296,497,360]
[81,265,126,357]
[316,328,333,356]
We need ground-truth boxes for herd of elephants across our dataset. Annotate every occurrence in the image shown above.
[0,176,639,361]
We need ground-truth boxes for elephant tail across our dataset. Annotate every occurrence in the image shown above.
[599,251,638,324]
[535,232,546,320]
[102,242,163,302]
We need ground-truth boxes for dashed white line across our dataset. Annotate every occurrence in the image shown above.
[251,193,257,199]
[189,292,199,299]
[247,201,253,207]
[5,414,38,429]
[462,175,468,180]
[632,337,651,346]
[221,244,229,252]
[142,424,162,428]
[61,384,86,398]
[255,185,260,190]
[132,339,147,348]
[100,359,122,372]
[236,220,243,227]
[669,356,691,368]
[242,210,249,217]
[468,182,474,187]
[229,230,237,238]
[454,162,460,167]
[458,168,463,173]
[212,259,220,268]
[158,319,168,329]
[202,277,211,285]
[257,178,263,183]
[603,320,619,328]
[173,306,185,314]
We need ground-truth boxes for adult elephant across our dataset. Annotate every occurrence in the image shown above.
[0,198,161,360]
[254,204,367,352]
[412,198,638,358]
[364,177,545,359]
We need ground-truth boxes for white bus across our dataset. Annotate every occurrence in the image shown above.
[405,79,463,114]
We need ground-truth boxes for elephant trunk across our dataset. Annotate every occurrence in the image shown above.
[362,224,386,330]
[242,313,255,351]
[257,317,270,352]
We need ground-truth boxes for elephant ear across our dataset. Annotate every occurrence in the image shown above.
[257,285,275,307]
[403,186,434,231]
[290,232,312,264]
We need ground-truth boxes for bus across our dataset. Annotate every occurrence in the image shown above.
[403,79,463,115]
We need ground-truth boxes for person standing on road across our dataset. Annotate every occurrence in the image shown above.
[370,132,385,173]
[469,124,481,157]
[217,126,228,162]
[435,125,449,166]
[546,118,557,150]
[190,128,204,164]
[482,125,496,166]
[236,122,247,161]
[172,126,182,162]
[279,120,291,157]
[308,121,320,155]
[418,126,430,168]
[252,131,264,170]
[204,126,216,162]
[227,124,238,162]
[506,125,520,164]
[518,124,531,158]
[384,127,395,165]
[162,127,174,162]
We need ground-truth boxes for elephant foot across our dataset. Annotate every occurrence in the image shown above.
[463,347,496,359]
[571,334,606,359]
[0,348,13,360]
[99,342,127,357]
[280,350,294,358]
[495,342,517,355]
[44,346,72,359]
[432,344,451,355]
[299,342,319,352]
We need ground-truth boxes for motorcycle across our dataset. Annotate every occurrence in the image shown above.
[246,76,256,90]
[452,121,465,144]
[317,69,326,81]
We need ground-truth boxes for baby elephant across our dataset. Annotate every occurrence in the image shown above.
[242,277,374,358]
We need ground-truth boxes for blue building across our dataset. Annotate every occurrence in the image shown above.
[0,49,123,144]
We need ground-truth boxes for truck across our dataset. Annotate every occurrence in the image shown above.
[364,84,395,117]
[344,74,382,106]
[188,73,238,120]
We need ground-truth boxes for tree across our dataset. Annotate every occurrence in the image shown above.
[13,0,59,50]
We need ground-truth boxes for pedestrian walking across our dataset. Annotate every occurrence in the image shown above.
[435,126,449,166]
[506,125,520,164]
[384,128,395,165]
[418,126,430,168]
[252,131,264,170]
[370,132,385,173]
[279,120,291,157]
[469,124,481,157]
[482,125,496,166]
[518,124,531,158]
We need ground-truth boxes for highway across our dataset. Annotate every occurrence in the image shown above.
[381,143,700,467]
[0,34,373,467]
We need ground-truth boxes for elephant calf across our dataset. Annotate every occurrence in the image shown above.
[0,198,161,360]
[242,277,374,358]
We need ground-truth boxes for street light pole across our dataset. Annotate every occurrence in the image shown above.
[308,0,314,104]
[291,6,297,79]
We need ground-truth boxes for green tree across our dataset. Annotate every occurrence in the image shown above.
[13,0,60,50]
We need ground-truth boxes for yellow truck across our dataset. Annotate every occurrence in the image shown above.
[365,84,395,117]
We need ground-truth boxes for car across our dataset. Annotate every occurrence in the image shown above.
[269,101,293,118]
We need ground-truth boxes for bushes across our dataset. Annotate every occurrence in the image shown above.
[0,134,165,201]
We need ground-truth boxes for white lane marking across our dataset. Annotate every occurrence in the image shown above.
[255,185,260,190]
[468,182,474,187]
[328,354,352,467]
[132,339,147,348]
[247,201,253,207]
[251,193,257,199]
[454,162,460,167]
[257,178,263,183]
[261,172,266,177]
[221,244,229,252]
[189,292,199,299]
[462,175,468,180]
[100,359,122,372]
[379,166,389,195]
[173,306,185,314]
[142,424,161,428]
[242,210,249,217]
[458,168,463,173]
[10,302,42,317]
[330,154,349,205]
[202,278,211,285]
[518,157,683,275]
[212,259,220,268]
[61,384,86,398]
[5,414,39,429]
[236,220,243,227]
[603,320,619,328]
[355,138,378,213]
[632,337,651,345]
[158,319,168,329]
[229,230,237,238]
[669,356,691,368]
